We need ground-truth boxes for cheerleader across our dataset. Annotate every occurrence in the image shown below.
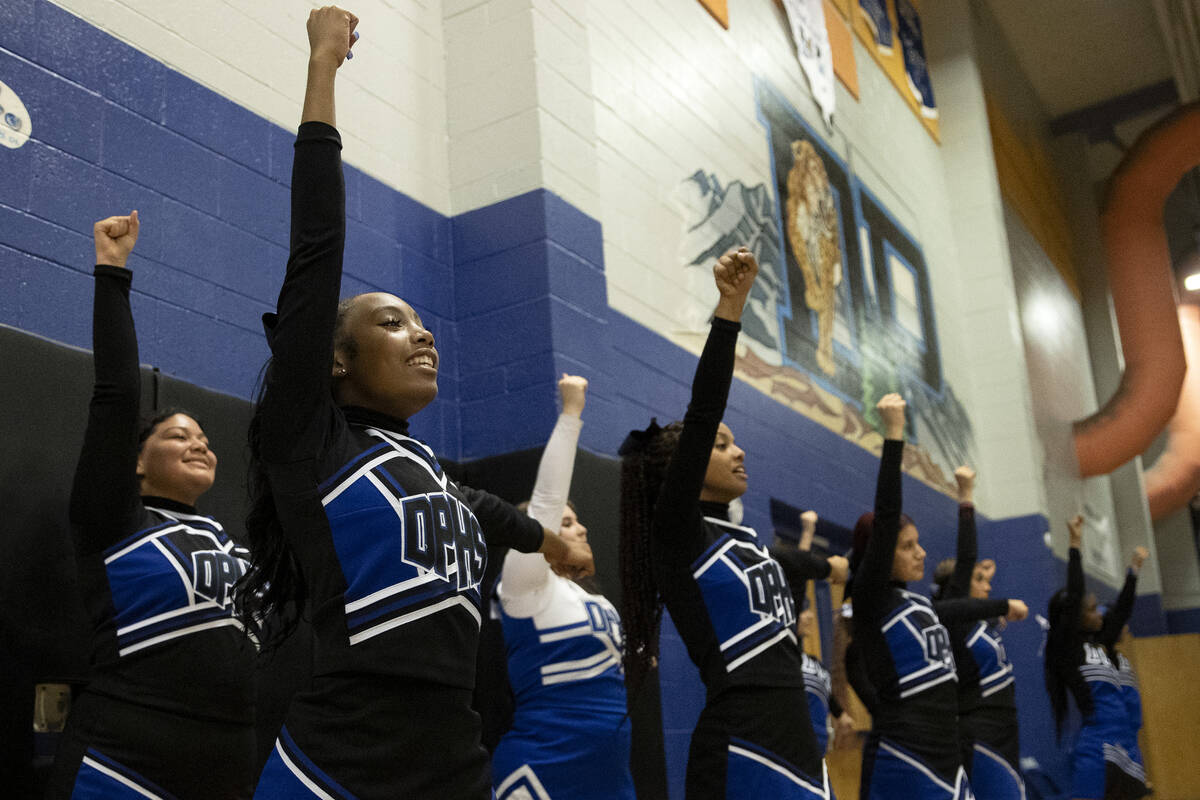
[240,10,592,797]
[851,394,972,799]
[1045,515,1148,800]
[48,212,256,799]
[930,467,1028,800]
[619,248,847,799]
[492,374,635,800]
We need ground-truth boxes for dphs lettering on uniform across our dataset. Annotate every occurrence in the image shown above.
[400,492,487,589]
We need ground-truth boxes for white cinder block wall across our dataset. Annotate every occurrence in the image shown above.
[51,0,453,215]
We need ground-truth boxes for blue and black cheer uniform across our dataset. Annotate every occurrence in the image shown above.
[854,439,972,800]
[1113,652,1144,770]
[250,122,547,800]
[492,413,635,800]
[653,317,833,799]
[801,651,843,756]
[493,578,632,800]
[938,504,1021,800]
[1054,550,1148,800]
[47,266,256,800]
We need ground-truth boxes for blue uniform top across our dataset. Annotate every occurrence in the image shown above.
[965,619,1014,703]
[801,652,833,753]
[1115,652,1142,737]
[501,578,627,715]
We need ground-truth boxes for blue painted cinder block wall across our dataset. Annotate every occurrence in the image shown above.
[0,3,1174,797]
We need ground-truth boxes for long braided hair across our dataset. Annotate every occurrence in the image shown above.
[1045,586,1092,737]
[237,298,359,649]
[618,420,683,694]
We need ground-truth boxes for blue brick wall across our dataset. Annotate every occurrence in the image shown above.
[0,0,458,454]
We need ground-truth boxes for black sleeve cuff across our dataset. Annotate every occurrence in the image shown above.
[296,120,343,147]
[95,264,133,283]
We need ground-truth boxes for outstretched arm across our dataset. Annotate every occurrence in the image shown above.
[854,394,907,623]
[1099,546,1146,648]
[653,249,757,549]
[501,375,587,616]
[69,213,144,553]
[1059,515,1086,637]
[259,7,358,464]
[945,466,977,599]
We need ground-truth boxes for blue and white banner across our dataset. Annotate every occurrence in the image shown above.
[896,0,937,118]
[782,0,837,127]
[858,0,894,53]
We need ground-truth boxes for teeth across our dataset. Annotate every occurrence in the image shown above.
[409,355,435,368]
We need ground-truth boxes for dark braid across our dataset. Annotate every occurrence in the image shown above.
[237,297,358,650]
[618,421,683,694]
[1045,586,1091,738]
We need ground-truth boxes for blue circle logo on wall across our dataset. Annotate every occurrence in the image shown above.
[0,80,32,149]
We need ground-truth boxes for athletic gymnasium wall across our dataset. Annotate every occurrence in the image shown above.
[0,0,1184,796]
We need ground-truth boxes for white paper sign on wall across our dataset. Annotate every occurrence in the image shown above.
[0,79,32,149]
[782,0,836,128]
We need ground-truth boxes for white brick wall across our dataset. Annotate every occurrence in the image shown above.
[51,0,452,214]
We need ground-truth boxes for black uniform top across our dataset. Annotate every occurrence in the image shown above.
[938,506,1012,712]
[853,438,960,774]
[258,121,544,687]
[651,318,831,696]
[69,265,255,725]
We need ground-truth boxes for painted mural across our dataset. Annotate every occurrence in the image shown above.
[675,80,972,493]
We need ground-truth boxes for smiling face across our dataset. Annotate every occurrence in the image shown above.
[333,293,438,420]
[890,523,925,582]
[699,423,748,504]
[137,413,217,505]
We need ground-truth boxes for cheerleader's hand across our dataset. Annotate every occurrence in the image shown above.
[954,466,975,504]
[833,712,856,749]
[94,211,139,268]
[799,510,817,551]
[1067,514,1084,550]
[826,555,849,584]
[876,393,906,440]
[540,530,595,578]
[1006,599,1028,621]
[713,247,758,322]
[559,373,588,418]
[1130,546,1148,573]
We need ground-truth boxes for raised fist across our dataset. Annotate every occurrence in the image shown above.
[1130,546,1148,572]
[826,555,849,584]
[308,5,359,65]
[558,373,588,417]
[954,466,976,502]
[876,393,906,440]
[1006,598,1029,622]
[94,211,140,268]
[713,247,759,320]
[1067,514,1084,549]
